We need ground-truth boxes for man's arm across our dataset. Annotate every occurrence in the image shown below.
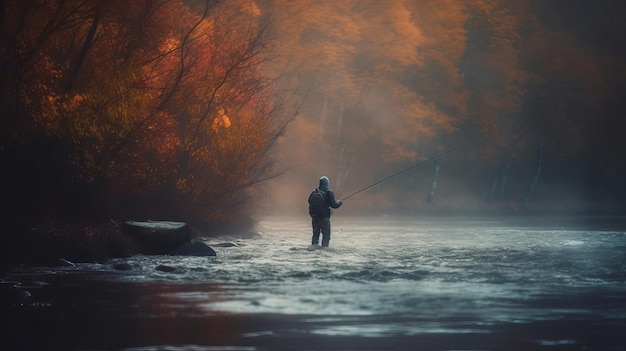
[327,190,343,209]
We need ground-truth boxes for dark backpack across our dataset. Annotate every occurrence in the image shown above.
[308,188,326,217]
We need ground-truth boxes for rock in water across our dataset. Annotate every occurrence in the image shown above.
[212,241,238,247]
[55,258,75,267]
[112,262,132,271]
[172,241,216,257]
[122,220,191,255]
[155,264,177,272]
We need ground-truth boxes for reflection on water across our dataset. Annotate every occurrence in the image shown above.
[1,216,626,350]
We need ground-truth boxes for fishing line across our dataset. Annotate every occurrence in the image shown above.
[341,148,457,201]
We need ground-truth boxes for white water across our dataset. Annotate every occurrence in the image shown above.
[4,215,626,350]
[108,216,626,336]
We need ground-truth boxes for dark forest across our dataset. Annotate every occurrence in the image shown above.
[1,0,625,261]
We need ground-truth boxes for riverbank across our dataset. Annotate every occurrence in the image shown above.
[0,219,133,265]
[0,215,261,265]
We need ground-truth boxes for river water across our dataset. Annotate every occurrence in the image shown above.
[2,216,626,350]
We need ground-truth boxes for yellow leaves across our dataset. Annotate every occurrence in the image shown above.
[43,95,59,118]
[410,0,468,83]
[212,109,232,132]
[72,94,85,104]
[160,37,180,54]
[176,177,191,194]
[222,115,231,128]
[361,1,425,68]
[238,0,262,17]
[0,0,272,226]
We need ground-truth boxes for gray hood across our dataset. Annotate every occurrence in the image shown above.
[319,176,330,189]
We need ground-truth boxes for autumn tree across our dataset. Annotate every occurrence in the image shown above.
[454,0,527,202]
[0,0,295,227]
[261,0,464,211]
[517,0,624,209]
[261,0,625,214]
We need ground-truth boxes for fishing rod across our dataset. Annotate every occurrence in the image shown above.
[341,148,457,201]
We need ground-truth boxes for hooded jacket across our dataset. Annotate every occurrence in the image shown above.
[314,176,342,217]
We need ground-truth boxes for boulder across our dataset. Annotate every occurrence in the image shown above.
[172,241,216,257]
[155,264,177,272]
[122,220,191,255]
[212,241,238,247]
[112,262,132,271]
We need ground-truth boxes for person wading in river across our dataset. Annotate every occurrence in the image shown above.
[308,176,343,247]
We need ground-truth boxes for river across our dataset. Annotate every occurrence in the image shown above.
[2,216,626,350]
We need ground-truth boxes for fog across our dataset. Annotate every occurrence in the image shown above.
[258,0,626,217]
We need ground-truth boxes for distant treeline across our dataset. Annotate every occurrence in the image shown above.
[262,0,626,214]
[1,0,625,237]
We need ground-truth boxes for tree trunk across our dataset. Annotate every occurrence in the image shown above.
[63,8,101,93]
[499,156,510,200]
[489,154,503,201]
[315,95,329,164]
[336,102,351,193]
[319,95,328,136]
[525,138,544,205]
[489,152,510,201]
[427,157,442,203]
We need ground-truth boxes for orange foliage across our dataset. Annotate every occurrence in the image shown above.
[0,0,294,224]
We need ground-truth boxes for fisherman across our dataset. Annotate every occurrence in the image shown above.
[308,176,343,247]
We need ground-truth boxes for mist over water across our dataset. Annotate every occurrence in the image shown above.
[3,216,626,350]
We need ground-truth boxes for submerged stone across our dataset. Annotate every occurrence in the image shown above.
[155,264,176,272]
[172,240,216,257]
[112,262,132,271]
[212,241,238,247]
